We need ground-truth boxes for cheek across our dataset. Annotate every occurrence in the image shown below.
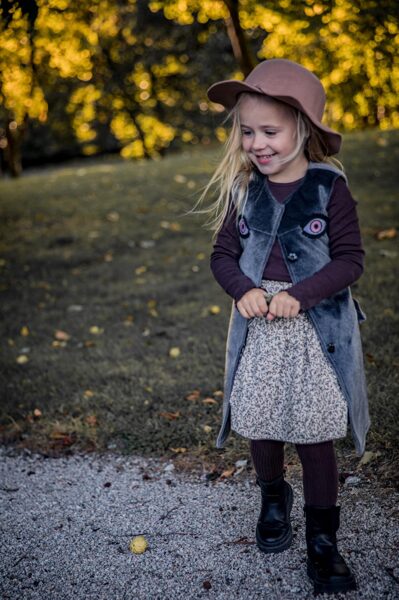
[241,137,252,152]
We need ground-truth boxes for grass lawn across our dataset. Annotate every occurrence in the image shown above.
[1,130,398,483]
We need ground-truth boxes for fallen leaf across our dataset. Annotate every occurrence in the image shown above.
[20,326,30,337]
[33,408,42,418]
[54,330,71,341]
[359,450,381,466]
[50,431,76,446]
[170,447,187,453]
[52,340,67,348]
[85,415,97,427]
[169,222,181,232]
[159,411,181,420]
[202,397,217,405]
[203,425,212,433]
[16,355,29,364]
[209,305,221,315]
[103,251,113,262]
[375,228,397,240]
[185,390,201,401]
[106,211,120,222]
[213,390,224,398]
[83,389,95,398]
[84,340,96,347]
[196,252,205,260]
[135,265,147,275]
[89,326,104,335]
[231,536,254,546]
[169,347,181,358]
[220,467,236,478]
[366,353,376,364]
[174,174,187,183]
[130,536,148,554]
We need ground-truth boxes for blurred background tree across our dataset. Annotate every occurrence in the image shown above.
[0,0,397,175]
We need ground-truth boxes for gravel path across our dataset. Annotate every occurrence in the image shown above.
[1,448,398,599]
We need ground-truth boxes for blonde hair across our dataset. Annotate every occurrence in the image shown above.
[195,93,343,236]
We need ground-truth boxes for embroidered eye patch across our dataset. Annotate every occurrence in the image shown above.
[238,215,250,238]
[302,214,328,238]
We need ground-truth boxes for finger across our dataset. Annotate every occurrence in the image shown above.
[238,305,250,319]
[266,311,275,321]
[253,299,267,317]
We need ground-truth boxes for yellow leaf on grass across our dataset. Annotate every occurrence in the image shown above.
[16,355,29,364]
[89,326,104,335]
[170,447,187,453]
[203,425,212,433]
[209,305,221,315]
[83,390,95,398]
[20,326,30,336]
[135,265,147,275]
[169,347,181,358]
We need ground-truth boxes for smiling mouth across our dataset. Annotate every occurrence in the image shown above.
[256,153,276,159]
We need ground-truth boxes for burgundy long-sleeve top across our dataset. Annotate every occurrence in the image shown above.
[210,176,364,311]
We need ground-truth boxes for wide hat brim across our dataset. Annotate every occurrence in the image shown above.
[207,62,342,156]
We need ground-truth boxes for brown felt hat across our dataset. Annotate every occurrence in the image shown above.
[207,59,341,155]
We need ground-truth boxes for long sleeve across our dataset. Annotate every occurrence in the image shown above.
[288,178,365,310]
[210,208,256,301]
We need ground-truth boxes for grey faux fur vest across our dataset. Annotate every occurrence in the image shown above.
[216,162,370,455]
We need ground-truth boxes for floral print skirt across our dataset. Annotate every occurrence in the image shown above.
[230,280,348,444]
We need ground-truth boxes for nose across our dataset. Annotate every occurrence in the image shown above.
[251,132,267,151]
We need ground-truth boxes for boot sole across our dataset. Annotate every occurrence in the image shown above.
[255,483,294,554]
[307,562,357,595]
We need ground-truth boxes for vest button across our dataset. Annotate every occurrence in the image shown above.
[327,343,335,353]
[287,252,298,261]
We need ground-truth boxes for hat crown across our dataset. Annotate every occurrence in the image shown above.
[244,59,326,121]
[206,58,341,155]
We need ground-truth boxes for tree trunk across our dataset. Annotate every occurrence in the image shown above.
[223,0,257,76]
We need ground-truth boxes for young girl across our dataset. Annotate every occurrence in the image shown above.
[204,59,369,595]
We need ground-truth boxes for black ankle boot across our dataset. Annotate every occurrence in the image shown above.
[255,474,293,553]
[305,505,357,595]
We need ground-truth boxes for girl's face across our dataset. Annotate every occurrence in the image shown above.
[238,95,308,183]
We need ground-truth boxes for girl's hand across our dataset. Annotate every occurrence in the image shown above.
[266,291,300,321]
[236,288,268,319]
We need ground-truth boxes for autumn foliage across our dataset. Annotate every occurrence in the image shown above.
[0,0,398,174]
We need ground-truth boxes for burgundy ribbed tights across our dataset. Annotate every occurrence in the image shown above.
[250,439,339,506]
